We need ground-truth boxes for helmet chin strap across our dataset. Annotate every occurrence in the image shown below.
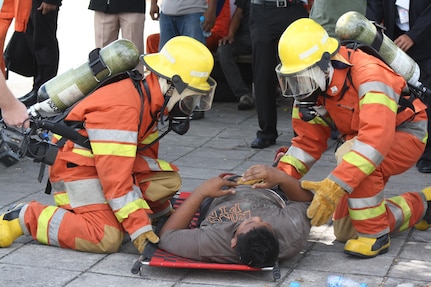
[298,88,321,121]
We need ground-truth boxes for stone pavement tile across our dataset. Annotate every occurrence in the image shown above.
[387,259,431,284]
[177,268,281,286]
[64,273,168,287]
[384,278,431,287]
[89,252,189,286]
[1,244,106,271]
[295,248,395,276]
[0,264,81,287]
[0,159,45,209]
[410,228,431,243]
[173,148,248,171]
[282,270,381,287]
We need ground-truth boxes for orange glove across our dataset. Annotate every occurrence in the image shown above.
[301,178,346,226]
[133,230,160,253]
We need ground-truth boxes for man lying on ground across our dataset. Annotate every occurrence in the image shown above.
[158,165,314,268]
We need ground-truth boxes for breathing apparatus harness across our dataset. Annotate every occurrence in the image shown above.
[51,69,192,150]
[299,35,427,127]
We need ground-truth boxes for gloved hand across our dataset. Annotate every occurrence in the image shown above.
[133,230,160,253]
[301,178,346,226]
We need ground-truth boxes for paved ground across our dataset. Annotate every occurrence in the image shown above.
[1,1,430,287]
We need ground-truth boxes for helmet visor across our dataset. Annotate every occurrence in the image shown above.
[276,64,324,100]
[193,77,216,112]
[168,77,217,114]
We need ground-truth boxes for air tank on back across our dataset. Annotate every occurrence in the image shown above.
[335,11,421,87]
[28,39,140,117]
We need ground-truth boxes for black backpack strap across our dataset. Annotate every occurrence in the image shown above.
[370,24,385,51]
[88,48,109,80]
[38,120,91,150]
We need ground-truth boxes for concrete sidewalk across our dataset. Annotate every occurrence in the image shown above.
[1,1,430,286]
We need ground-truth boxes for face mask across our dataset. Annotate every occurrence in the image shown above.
[168,101,190,135]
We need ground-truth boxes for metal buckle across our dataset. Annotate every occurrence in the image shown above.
[276,0,287,7]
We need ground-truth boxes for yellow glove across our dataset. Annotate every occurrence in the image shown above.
[301,178,346,226]
[133,230,160,253]
[236,177,264,185]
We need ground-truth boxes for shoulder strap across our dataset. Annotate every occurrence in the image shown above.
[340,40,420,113]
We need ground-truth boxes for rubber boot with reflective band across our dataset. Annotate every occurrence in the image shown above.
[414,187,431,231]
[344,234,390,258]
[0,204,24,248]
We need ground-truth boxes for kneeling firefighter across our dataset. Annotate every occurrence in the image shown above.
[274,19,428,258]
[0,36,216,254]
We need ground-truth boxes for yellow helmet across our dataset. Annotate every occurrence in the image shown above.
[277,18,339,75]
[141,36,214,92]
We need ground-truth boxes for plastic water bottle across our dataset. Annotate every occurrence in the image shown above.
[199,15,212,37]
[327,275,368,287]
[289,282,301,287]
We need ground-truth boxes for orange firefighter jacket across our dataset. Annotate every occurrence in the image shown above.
[49,73,178,241]
[278,46,427,192]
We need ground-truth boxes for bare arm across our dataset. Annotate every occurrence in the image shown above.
[159,177,237,236]
[0,73,29,128]
[202,0,217,32]
[149,0,160,20]
[219,7,243,45]
[241,165,314,202]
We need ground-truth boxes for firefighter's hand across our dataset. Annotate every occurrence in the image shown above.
[301,178,345,226]
[133,230,160,253]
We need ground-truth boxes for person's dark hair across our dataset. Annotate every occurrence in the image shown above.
[235,227,279,268]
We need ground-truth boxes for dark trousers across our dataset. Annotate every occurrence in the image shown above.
[216,32,252,100]
[249,3,308,141]
[25,0,60,91]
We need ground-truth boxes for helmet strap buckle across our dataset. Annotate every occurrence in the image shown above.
[317,52,331,72]
[172,75,188,94]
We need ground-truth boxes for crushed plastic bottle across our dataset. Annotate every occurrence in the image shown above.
[199,15,212,37]
[327,275,368,287]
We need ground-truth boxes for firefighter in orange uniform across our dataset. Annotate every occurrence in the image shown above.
[0,36,217,254]
[274,19,428,258]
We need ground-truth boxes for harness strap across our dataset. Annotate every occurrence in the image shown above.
[370,25,384,51]
[88,48,108,78]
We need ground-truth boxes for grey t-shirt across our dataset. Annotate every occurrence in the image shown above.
[159,186,311,264]
[161,0,208,16]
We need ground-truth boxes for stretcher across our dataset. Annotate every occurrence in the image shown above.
[131,191,280,281]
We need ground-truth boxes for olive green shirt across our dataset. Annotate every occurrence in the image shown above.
[309,0,367,38]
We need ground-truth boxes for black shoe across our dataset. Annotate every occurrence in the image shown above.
[18,90,37,107]
[190,111,205,120]
[251,138,276,149]
[238,94,255,110]
[417,159,431,173]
